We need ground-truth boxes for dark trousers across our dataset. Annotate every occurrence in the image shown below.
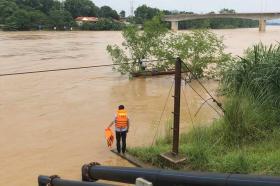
[116,131,127,153]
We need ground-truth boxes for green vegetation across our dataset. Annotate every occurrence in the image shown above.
[0,2,259,31]
[80,19,125,31]
[0,0,124,31]
[107,15,168,75]
[129,43,280,176]
[0,1,260,32]
[132,5,160,24]
[107,15,229,77]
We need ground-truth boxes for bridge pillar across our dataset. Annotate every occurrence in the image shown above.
[259,18,266,32]
[171,21,178,32]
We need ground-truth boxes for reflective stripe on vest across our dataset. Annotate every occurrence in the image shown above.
[115,110,128,129]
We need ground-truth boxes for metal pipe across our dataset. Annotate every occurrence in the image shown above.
[82,163,280,186]
[38,175,114,186]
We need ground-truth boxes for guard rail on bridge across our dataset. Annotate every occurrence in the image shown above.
[163,12,280,32]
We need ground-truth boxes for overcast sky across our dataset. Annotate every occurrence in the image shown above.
[93,0,280,15]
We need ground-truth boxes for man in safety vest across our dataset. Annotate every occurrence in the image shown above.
[108,105,130,154]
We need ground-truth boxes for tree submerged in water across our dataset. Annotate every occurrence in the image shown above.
[107,15,230,78]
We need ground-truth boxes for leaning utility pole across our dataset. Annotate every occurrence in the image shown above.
[161,58,186,163]
[172,57,182,155]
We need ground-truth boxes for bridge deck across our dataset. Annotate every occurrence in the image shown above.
[164,12,280,21]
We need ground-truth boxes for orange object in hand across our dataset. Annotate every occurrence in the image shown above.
[105,128,114,148]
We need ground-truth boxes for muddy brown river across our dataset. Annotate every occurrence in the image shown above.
[0,27,280,186]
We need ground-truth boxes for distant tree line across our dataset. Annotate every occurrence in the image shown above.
[0,1,259,31]
[130,6,258,29]
[0,0,125,31]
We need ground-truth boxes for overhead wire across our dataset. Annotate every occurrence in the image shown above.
[151,81,174,146]
[0,63,134,77]
[181,87,195,129]
[180,60,225,113]
[187,82,223,117]
[0,58,170,77]
[194,98,212,117]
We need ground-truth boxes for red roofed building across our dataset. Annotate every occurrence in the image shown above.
[75,17,99,26]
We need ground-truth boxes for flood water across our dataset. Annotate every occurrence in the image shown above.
[0,26,280,186]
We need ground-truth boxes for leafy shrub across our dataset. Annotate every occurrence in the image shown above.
[107,15,229,78]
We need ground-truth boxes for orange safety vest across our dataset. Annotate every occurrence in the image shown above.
[115,109,128,129]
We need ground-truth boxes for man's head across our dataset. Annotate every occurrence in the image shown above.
[118,105,125,110]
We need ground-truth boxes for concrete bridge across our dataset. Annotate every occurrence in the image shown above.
[163,13,280,32]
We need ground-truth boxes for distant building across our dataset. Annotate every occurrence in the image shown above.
[75,17,99,26]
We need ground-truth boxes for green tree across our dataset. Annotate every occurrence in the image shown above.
[119,10,126,18]
[107,15,168,74]
[49,9,74,29]
[0,0,125,31]
[39,0,56,14]
[99,6,120,20]
[107,15,228,78]
[51,0,63,11]
[29,10,48,28]
[5,9,31,30]
[15,0,55,14]
[154,30,229,77]
[134,5,160,24]
[0,0,18,24]
[64,0,99,18]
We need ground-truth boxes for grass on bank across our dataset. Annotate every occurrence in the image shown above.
[128,43,280,176]
[129,99,280,175]
[129,121,280,176]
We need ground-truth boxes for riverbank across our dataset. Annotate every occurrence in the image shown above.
[129,42,280,176]
[129,123,280,175]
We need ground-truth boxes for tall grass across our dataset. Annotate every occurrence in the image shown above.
[221,43,280,145]
[222,43,280,107]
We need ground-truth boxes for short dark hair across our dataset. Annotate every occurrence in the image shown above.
[118,105,125,110]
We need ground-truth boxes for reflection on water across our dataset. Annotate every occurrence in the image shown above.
[0,27,280,185]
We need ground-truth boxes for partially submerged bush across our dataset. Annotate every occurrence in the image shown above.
[107,15,168,75]
[153,30,230,78]
[107,15,229,78]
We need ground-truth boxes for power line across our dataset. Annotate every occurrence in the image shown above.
[187,83,223,117]
[151,81,174,146]
[0,59,169,77]
[182,87,194,128]
[180,60,225,113]
[0,63,133,77]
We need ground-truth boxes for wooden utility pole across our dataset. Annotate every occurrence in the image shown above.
[161,57,186,163]
[172,57,182,155]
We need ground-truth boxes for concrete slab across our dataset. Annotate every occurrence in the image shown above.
[111,149,155,168]
[160,152,187,164]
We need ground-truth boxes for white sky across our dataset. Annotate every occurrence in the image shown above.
[92,0,280,15]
